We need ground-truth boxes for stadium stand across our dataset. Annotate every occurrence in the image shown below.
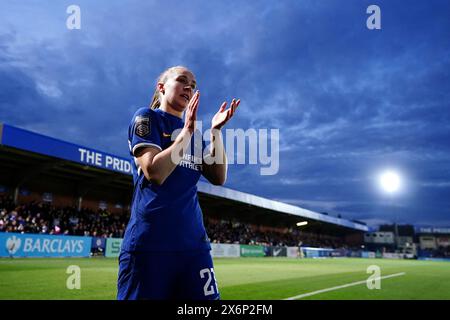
[0,122,383,258]
[204,216,347,248]
[4,122,450,260]
[0,196,128,238]
[1,196,351,250]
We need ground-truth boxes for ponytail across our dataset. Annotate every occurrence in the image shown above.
[149,88,161,109]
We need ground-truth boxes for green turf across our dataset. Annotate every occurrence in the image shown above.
[0,257,449,300]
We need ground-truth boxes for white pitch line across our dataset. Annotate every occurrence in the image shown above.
[284,272,406,300]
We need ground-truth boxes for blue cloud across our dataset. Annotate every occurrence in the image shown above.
[1,0,449,227]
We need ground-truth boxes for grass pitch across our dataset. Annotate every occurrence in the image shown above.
[0,257,449,300]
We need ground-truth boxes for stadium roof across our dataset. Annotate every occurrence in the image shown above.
[198,183,367,231]
[0,123,368,232]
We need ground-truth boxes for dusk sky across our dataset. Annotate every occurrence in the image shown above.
[1,0,449,228]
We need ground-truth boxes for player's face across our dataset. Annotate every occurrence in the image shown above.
[162,68,196,112]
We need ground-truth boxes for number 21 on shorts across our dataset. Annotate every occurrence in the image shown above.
[199,268,218,296]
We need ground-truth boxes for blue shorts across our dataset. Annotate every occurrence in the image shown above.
[117,250,220,300]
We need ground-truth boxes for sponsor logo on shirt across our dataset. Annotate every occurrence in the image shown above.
[179,154,203,171]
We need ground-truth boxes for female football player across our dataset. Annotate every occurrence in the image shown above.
[117,66,240,300]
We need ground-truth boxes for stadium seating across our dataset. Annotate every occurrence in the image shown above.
[1,196,348,249]
[0,196,127,238]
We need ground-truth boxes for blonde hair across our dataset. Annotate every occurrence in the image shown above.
[149,66,193,109]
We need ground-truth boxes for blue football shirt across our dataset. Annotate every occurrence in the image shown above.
[122,107,211,252]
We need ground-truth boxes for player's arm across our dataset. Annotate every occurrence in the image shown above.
[202,130,227,185]
[202,98,240,186]
[135,128,192,185]
[136,91,200,186]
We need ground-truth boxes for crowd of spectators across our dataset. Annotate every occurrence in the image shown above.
[2,196,347,248]
[4,193,450,260]
[0,195,127,238]
[4,197,450,259]
[4,196,423,253]
[204,217,344,248]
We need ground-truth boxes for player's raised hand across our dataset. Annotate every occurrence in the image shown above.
[184,90,200,134]
[211,98,240,130]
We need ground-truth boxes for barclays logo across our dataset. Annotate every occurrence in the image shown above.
[6,235,21,254]
[0,234,91,258]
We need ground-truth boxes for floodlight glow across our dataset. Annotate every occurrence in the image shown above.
[379,170,401,193]
[296,221,308,227]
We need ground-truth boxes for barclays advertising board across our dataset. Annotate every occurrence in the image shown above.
[0,233,92,257]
